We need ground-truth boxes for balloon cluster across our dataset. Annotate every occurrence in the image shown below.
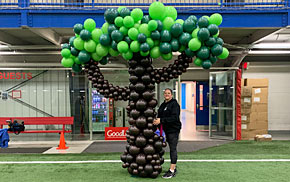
[60,1,229,71]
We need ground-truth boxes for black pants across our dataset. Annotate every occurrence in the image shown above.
[166,131,180,164]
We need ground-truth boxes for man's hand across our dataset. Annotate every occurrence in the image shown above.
[153,118,160,125]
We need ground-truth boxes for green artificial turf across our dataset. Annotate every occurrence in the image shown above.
[1,141,290,182]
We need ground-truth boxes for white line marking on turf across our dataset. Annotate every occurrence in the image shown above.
[1,159,290,164]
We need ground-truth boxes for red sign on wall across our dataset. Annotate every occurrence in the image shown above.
[105,127,128,140]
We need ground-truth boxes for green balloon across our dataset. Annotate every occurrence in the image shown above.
[160,30,171,42]
[150,46,161,58]
[100,57,108,65]
[104,8,118,24]
[183,19,196,33]
[80,29,91,41]
[61,48,71,58]
[188,38,201,51]
[69,37,76,47]
[140,43,150,52]
[124,36,132,45]
[161,53,172,61]
[211,44,223,56]
[109,48,119,56]
[101,22,109,34]
[123,16,135,28]
[96,44,109,57]
[128,28,139,40]
[205,37,217,47]
[203,16,210,20]
[198,28,210,41]
[159,42,171,54]
[62,43,70,49]
[114,17,124,27]
[192,28,200,38]
[73,37,85,50]
[108,24,117,35]
[149,1,166,20]
[78,50,91,64]
[134,23,141,29]
[166,6,177,20]
[120,8,131,18]
[156,20,163,31]
[179,45,186,52]
[141,15,151,24]
[84,18,96,32]
[179,32,191,46]
[208,24,219,36]
[137,33,147,43]
[217,47,229,59]
[170,23,183,38]
[119,26,128,36]
[130,41,140,52]
[72,64,82,72]
[209,54,218,64]
[99,34,111,46]
[151,30,160,40]
[197,46,210,59]
[111,41,118,51]
[185,48,195,58]
[198,17,209,28]
[216,37,224,45]
[202,60,212,69]
[91,52,103,61]
[154,40,160,46]
[118,7,125,13]
[74,57,81,64]
[213,30,219,38]
[146,38,154,48]
[91,28,103,43]
[131,8,143,22]
[84,40,97,53]
[162,17,175,30]
[209,13,223,26]
[188,15,198,23]
[175,19,184,25]
[71,47,79,56]
[117,41,129,53]
[148,20,158,31]
[139,24,150,37]
[194,58,203,66]
[73,23,83,34]
[61,58,74,68]
[140,51,150,57]
[111,30,124,43]
[122,50,133,60]
[75,33,79,38]
[170,38,180,52]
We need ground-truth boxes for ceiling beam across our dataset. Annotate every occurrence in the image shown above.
[29,28,62,45]
[0,30,32,45]
[237,29,279,44]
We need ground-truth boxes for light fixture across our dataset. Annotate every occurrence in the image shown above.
[248,50,290,54]
[252,43,290,49]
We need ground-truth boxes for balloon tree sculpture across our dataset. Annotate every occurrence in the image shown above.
[60,1,229,178]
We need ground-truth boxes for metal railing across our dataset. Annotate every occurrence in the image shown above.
[0,0,287,9]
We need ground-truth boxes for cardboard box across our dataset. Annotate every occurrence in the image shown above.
[241,86,252,96]
[241,97,252,106]
[241,112,268,123]
[254,134,272,142]
[242,129,268,140]
[251,104,268,112]
[242,78,269,88]
[241,121,268,130]
[251,88,268,104]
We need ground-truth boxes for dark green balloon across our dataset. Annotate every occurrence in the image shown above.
[216,37,224,46]
[198,17,209,28]
[205,37,217,47]
[73,23,83,34]
[111,30,124,43]
[211,44,223,56]
[71,47,79,56]
[202,60,212,69]
[198,28,210,41]
[151,30,160,40]
[69,37,76,47]
[160,30,171,42]
[120,8,130,18]
[185,48,195,57]
[183,19,196,33]
[62,43,70,49]
[197,46,210,59]
[104,8,118,24]
[111,41,118,51]
[170,38,180,51]
[72,64,82,73]
[209,54,218,64]
[78,50,91,64]
[140,43,150,52]
[137,33,147,43]
[170,23,183,38]
[124,36,132,45]
[179,32,191,46]
[80,29,91,41]
[100,57,108,65]
[156,20,163,31]
[159,42,172,54]
[99,34,111,46]
[141,15,151,24]
[208,24,219,36]
[188,15,198,23]
[108,24,117,35]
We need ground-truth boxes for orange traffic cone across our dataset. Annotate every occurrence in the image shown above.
[57,131,69,150]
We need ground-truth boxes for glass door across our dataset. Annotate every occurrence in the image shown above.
[209,71,236,140]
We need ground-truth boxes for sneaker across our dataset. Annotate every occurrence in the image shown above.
[162,169,176,179]
[174,167,177,174]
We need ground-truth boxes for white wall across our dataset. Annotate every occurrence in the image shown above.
[243,65,290,130]
[184,81,195,112]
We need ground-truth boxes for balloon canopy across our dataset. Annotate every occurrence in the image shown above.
[61,1,229,71]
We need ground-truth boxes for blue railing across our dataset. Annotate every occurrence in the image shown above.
[0,0,287,9]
